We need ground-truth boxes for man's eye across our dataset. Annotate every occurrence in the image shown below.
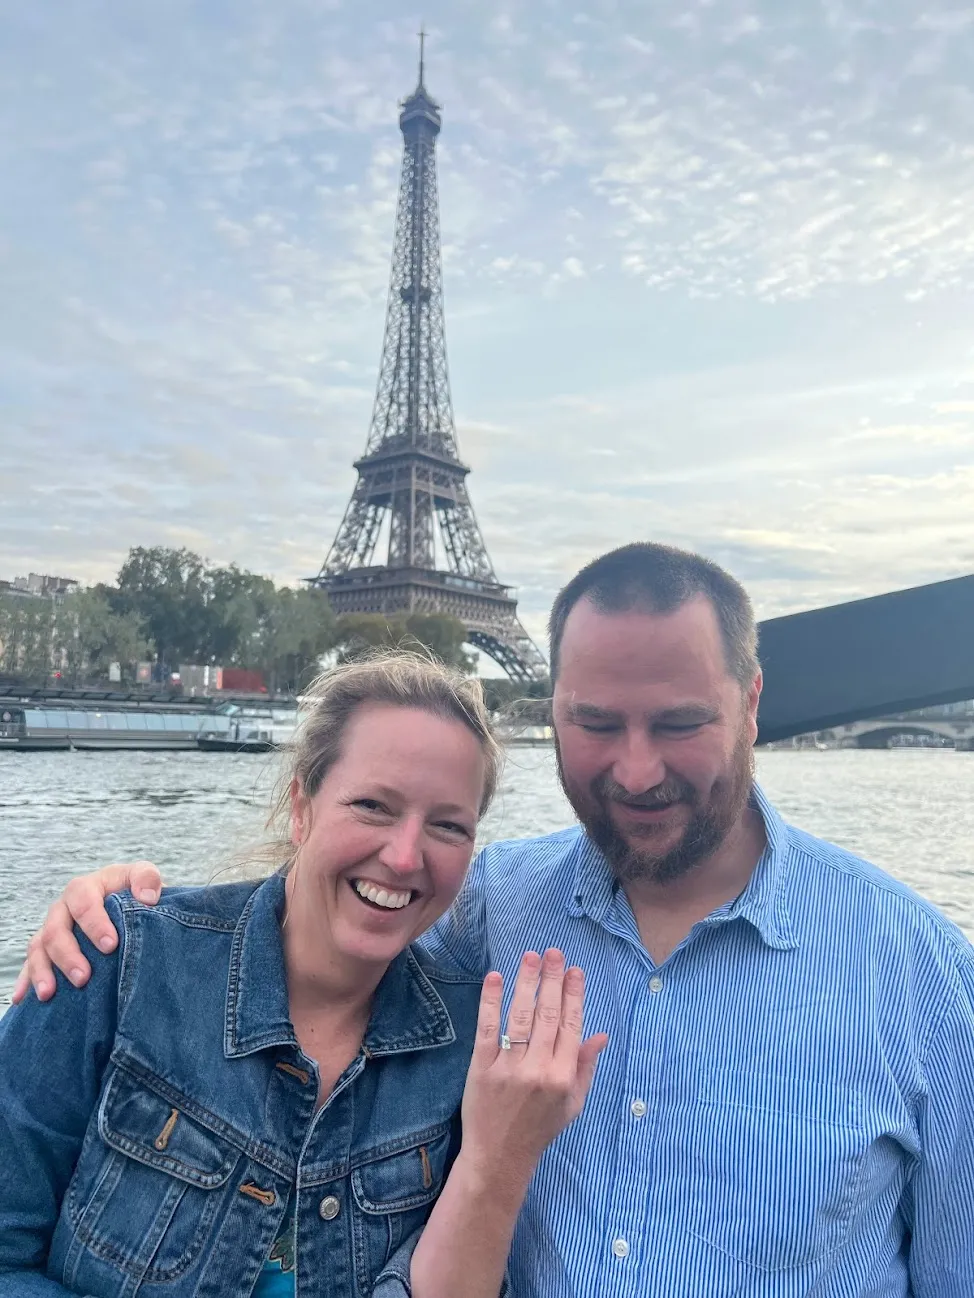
[658,723,704,734]
[579,723,619,734]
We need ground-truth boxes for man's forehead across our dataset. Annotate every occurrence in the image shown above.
[556,594,726,676]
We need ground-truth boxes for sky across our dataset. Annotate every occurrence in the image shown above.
[2,0,973,663]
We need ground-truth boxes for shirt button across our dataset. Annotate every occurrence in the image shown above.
[319,1195,341,1220]
[649,976,663,994]
[630,1099,647,1118]
[612,1238,630,1258]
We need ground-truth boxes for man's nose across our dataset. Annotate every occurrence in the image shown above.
[612,730,665,795]
[378,816,425,874]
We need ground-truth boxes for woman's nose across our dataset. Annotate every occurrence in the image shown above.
[378,817,424,874]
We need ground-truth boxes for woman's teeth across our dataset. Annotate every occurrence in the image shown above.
[354,880,413,910]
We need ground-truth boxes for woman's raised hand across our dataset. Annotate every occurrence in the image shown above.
[459,949,609,1193]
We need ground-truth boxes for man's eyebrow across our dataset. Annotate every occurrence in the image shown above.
[565,702,624,722]
[565,701,721,725]
[654,704,721,725]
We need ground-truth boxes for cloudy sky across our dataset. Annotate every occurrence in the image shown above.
[2,0,973,660]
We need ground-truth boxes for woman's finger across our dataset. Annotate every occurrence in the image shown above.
[471,971,505,1071]
[525,949,566,1056]
[553,965,586,1064]
[503,950,542,1049]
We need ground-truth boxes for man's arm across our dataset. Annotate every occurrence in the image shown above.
[0,920,121,1288]
[906,953,974,1296]
[12,862,160,1003]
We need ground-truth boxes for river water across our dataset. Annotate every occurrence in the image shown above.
[1,747,972,1003]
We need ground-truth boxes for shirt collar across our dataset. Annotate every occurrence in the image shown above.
[566,782,799,952]
[225,873,458,1058]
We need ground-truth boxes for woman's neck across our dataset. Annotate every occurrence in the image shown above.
[280,868,383,1022]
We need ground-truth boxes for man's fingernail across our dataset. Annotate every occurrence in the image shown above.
[137,888,159,903]
[98,935,115,953]
[69,967,86,986]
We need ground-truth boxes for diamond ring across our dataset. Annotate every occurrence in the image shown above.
[499,1034,531,1050]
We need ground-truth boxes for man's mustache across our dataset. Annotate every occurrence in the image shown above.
[593,776,696,810]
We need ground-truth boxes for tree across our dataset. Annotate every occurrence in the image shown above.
[253,587,336,693]
[204,565,277,666]
[0,595,57,682]
[333,612,477,674]
[112,547,214,670]
[61,588,149,684]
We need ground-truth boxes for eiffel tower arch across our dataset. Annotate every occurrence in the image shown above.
[308,42,547,683]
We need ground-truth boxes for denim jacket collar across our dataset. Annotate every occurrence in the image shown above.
[225,873,457,1059]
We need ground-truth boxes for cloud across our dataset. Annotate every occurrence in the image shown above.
[1,0,973,671]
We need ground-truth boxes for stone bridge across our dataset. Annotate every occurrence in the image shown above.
[827,714,974,750]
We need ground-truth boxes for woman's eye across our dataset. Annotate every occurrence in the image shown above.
[353,798,387,814]
[434,821,471,838]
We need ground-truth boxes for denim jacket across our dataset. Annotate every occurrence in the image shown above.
[0,874,482,1297]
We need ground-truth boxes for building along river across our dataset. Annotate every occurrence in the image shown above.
[1,746,972,1005]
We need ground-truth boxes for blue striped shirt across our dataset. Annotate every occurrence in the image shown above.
[419,785,974,1297]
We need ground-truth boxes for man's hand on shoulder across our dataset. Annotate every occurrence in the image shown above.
[11,862,163,1005]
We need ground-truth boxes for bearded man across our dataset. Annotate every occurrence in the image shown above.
[15,542,974,1297]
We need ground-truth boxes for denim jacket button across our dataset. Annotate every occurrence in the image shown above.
[319,1195,341,1221]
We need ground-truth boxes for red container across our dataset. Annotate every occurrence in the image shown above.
[221,668,267,693]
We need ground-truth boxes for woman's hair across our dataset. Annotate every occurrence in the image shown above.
[250,649,502,875]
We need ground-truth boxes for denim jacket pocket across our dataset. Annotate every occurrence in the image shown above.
[65,1065,241,1284]
[350,1121,454,1292]
[685,1068,867,1272]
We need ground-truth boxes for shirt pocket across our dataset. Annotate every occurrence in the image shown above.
[350,1121,453,1290]
[65,1066,241,1284]
[684,1068,867,1272]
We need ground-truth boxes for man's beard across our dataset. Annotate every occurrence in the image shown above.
[556,729,755,886]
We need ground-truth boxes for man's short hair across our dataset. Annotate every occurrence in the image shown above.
[548,542,760,686]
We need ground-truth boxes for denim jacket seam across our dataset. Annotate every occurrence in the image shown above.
[116,895,240,933]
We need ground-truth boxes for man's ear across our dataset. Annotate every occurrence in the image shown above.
[290,777,310,847]
[745,670,763,745]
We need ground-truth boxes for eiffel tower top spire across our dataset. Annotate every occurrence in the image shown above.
[309,43,547,682]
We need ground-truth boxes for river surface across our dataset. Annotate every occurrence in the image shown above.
[1,747,972,1003]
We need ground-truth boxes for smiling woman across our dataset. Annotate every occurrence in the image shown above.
[0,650,607,1298]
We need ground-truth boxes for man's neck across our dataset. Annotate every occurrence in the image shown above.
[621,803,767,966]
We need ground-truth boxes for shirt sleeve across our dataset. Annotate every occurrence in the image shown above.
[0,916,121,1286]
[906,952,974,1296]
[417,845,491,979]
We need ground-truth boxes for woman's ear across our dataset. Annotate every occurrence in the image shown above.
[290,777,310,847]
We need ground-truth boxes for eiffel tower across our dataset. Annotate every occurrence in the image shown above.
[308,40,547,682]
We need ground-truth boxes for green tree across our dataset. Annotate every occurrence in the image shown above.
[61,588,150,684]
[112,547,213,669]
[333,612,477,674]
[0,595,57,682]
[205,565,277,666]
[254,587,336,693]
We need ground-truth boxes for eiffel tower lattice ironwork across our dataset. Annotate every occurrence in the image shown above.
[309,43,547,682]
